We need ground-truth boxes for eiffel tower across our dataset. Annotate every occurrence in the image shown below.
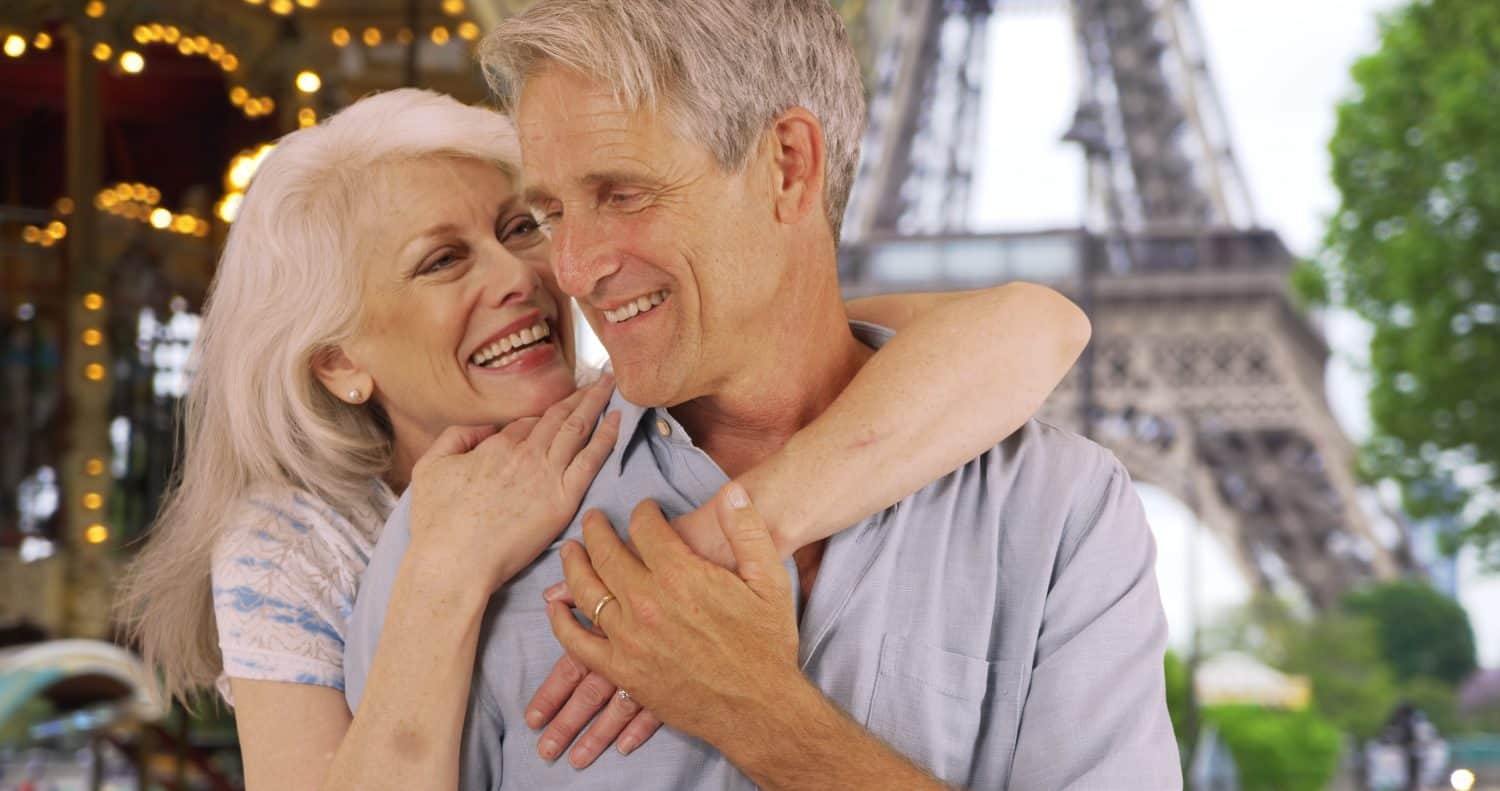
[833,0,1419,609]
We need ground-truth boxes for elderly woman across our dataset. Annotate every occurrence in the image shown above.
[116,88,1089,791]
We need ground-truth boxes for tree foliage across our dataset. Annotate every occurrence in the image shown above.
[1202,704,1343,791]
[1317,0,1500,561]
[1343,580,1479,686]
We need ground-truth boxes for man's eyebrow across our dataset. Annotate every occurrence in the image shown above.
[522,170,658,207]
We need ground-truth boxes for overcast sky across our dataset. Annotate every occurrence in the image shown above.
[968,0,1499,667]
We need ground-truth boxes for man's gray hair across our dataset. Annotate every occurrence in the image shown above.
[480,0,867,237]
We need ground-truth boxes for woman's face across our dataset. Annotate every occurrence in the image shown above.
[344,156,577,452]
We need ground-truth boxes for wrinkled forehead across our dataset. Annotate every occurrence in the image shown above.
[351,155,518,253]
[513,66,704,203]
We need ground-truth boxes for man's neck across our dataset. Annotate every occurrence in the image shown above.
[669,305,874,481]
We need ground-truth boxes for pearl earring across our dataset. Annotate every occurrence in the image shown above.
[348,388,362,402]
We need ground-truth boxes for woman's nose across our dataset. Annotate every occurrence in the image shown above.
[478,245,542,308]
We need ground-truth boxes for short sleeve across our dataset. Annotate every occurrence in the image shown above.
[1005,455,1182,789]
[211,495,366,704]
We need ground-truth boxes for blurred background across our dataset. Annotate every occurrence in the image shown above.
[0,0,1496,789]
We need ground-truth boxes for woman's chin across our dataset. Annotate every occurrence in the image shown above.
[469,364,580,421]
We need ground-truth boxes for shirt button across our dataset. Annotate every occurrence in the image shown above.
[655,418,672,437]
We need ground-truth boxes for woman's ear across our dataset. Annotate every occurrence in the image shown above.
[312,346,374,405]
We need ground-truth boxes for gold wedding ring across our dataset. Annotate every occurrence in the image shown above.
[591,593,617,628]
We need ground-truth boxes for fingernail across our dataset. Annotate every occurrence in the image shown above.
[543,582,565,602]
[617,737,639,755]
[539,738,559,760]
[568,749,589,769]
[526,709,544,728]
[725,482,750,509]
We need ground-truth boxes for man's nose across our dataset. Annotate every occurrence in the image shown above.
[550,218,621,299]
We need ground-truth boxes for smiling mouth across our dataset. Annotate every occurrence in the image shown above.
[602,290,670,324]
[469,320,555,368]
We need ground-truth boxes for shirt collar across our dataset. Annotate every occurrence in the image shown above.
[606,320,896,473]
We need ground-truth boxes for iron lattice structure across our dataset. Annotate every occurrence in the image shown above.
[836,0,1417,608]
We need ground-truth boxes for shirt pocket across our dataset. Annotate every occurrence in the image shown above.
[862,633,1009,786]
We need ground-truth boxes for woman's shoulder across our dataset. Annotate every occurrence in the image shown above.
[211,480,395,701]
[212,481,395,600]
[218,481,394,556]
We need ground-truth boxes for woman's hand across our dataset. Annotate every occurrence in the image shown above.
[407,374,620,593]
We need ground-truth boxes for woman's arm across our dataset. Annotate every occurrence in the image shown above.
[229,559,487,791]
[228,380,619,791]
[756,280,1089,553]
[530,282,1089,764]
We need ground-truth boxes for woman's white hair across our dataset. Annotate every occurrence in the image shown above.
[114,88,522,704]
[479,0,867,238]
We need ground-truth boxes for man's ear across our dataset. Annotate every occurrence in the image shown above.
[312,345,375,404]
[767,107,828,229]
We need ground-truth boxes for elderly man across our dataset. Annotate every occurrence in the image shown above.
[344,0,1180,788]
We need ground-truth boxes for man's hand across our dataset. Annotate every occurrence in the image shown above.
[545,485,802,742]
[522,485,745,767]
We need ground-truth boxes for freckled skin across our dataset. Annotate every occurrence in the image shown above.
[345,156,578,461]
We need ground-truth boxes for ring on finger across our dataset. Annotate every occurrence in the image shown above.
[616,688,633,704]
[591,593,617,629]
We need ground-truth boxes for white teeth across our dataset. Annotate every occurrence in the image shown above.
[469,320,552,366]
[604,290,670,324]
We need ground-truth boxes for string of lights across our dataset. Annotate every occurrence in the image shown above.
[4,1,493,560]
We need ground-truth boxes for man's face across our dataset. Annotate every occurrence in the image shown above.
[517,67,781,407]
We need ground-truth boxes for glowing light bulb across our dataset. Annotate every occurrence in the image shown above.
[458,22,481,41]
[331,27,351,47]
[82,329,103,347]
[430,26,450,45]
[218,193,244,223]
[84,363,106,381]
[149,208,172,229]
[85,524,109,544]
[91,42,112,61]
[119,50,144,73]
[362,27,382,46]
[85,1,106,18]
[83,293,104,310]
[295,70,321,93]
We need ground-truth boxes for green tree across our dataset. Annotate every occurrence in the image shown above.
[1203,595,1400,740]
[1312,0,1500,561]
[1202,704,1343,791]
[1399,676,1462,735]
[1343,581,1478,686]
[1283,610,1400,741]
[1164,651,1195,758]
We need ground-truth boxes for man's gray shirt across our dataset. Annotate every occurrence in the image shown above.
[345,322,1182,790]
